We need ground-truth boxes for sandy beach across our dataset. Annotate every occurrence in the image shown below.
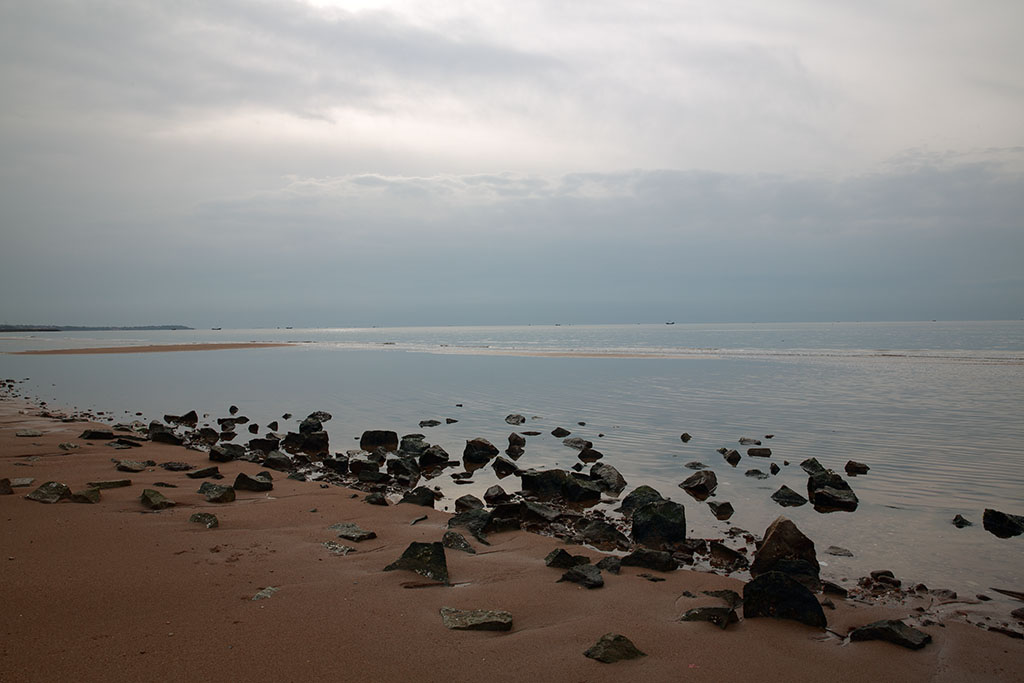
[11,343,293,355]
[1,397,1021,682]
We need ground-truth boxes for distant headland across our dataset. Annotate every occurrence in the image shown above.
[0,324,193,332]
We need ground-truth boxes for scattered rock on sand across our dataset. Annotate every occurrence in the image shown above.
[252,587,278,601]
[364,492,388,506]
[116,460,150,473]
[0,478,12,495]
[86,479,131,489]
[680,470,717,500]
[621,548,677,572]
[186,466,220,479]
[583,633,646,663]
[331,522,376,542]
[849,620,932,649]
[545,548,591,569]
[322,541,354,555]
[750,517,821,591]
[631,500,687,550]
[983,509,1024,538]
[384,542,449,584]
[234,472,273,492]
[558,564,604,589]
[140,488,175,510]
[442,531,476,554]
[743,571,826,628]
[189,512,219,528]
[198,482,235,503]
[25,481,71,504]
[71,488,101,504]
[771,485,808,507]
[440,607,513,631]
[680,607,739,629]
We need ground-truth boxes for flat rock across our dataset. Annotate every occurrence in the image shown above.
[11,477,36,488]
[252,587,278,601]
[140,488,175,510]
[684,461,707,470]
[16,429,43,437]
[558,564,604,589]
[234,472,272,492]
[71,488,101,504]
[545,548,591,569]
[800,457,826,476]
[189,512,219,528]
[680,470,717,500]
[322,541,355,555]
[827,545,854,557]
[79,429,114,440]
[25,481,71,504]
[849,620,932,649]
[384,541,449,584]
[983,508,1024,538]
[748,447,772,457]
[85,479,132,489]
[743,571,827,629]
[360,430,398,453]
[440,607,513,631]
[186,466,220,479]
[330,522,377,542]
[442,531,476,554]
[621,548,676,572]
[583,633,646,663]
[771,485,808,507]
[680,606,739,630]
[116,460,149,473]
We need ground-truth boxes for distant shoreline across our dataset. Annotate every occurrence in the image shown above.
[10,342,292,355]
[0,325,193,332]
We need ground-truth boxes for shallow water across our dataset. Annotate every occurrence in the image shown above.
[2,322,1022,595]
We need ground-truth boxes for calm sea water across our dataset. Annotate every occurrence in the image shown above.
[2,322,1022,595]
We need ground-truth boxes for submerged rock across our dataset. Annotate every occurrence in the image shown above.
[384,541,449,584]
[505,414,526,425]
[617,485,665,514]
[708,501,734,520]
[748,448,772,457]
[845,460,870,475]
[771,485,808,507]
[743,571,826,629]
[583,633,646,663]
[983,509,1024,538]
[360,430,398,453]
[71,488,101,504]
[952,514,973,528]
[551,427,571,438]
[679,470,717,500]
[849,620,932,649]
[440,607,513,631]
[807,470,859,512]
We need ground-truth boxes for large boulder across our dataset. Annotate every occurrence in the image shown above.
[750,517,820,591]
[590,463,626,494]
[359,430,398,453]
[743,571,826,628]
[464,438,499,464]
[519,468,570,497]
[983,509,1024,538]
[617,485,665,514]
[632,500,686,550]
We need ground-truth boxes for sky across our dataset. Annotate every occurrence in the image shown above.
[1,0,1022,327]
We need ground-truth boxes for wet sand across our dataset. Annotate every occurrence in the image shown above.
[1,400,1021,682]
[11,343,293,355]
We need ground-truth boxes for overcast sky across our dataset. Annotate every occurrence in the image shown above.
[1,0,1022,326]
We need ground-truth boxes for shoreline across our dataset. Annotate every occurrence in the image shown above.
[1,394,1021,681]
[10,342,294,355]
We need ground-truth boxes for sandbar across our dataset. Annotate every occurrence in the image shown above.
[11,342,292,355]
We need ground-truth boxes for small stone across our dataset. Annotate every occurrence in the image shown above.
[25,481,72,504]
[330,522,376,542]
[771,485,808,507]
[845,460,870,475]
[252,587,278,601]
[723,449,741,466]
[952,514,973,528]
[16,429,43,437]
[583,633,646,663]
[383,542,449,584]
[440,607,513,631]
[234,472,272,492]
[551,427,571,438]
[364,492,388,506]
[186,466,220,479]
[708,501,734,520]
[680,432,692,442]
[748,447,772,457]
[189,512,219,528]
[322,541,354,555]
[505,414,526,425]
[140,488,175,510]
[116,460,149,473]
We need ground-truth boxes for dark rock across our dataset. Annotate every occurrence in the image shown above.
[445,418,458,425]
[491,456,519,478]
[247,437,280,454]
[519,468,570,497]
[159,461,193,472]
[708,501,734,520]
[506,414,526,425]
[299,415,324,434]
[770,463,780,475]
[442,531,476,554]
[845,460,870,475]
[750,516,821,591]
[952,514,973,528]
[189,512,219,528]
[849,620,932,649]
[419,444,450,468]
[140,488,175,510]
[680,432,692,442]
[455,494,485,512]
[151,430,184,446]
[210,443,245,462]
[551,427,571,438]
[440,607,513,631]
[743,571,827,628]
[545,548,591,569]
[723,449,741,466]
[739,437,761,445]
[229,405,239,415]
[164,410,199,427]
[16,429,43,437]
[418,419,441,428]
[590,463,626,494]
[563,476,603,503]
[800,457,826,476]
[266,421,279,432]
[195,427,220,445]
[632,500,687,550]
[745,469,769,480]
[521,431,541,436]
[807,470,859,512]
[826,545,853,557]
[558,564,603,588]
[520,501,561,524]
[771,485,808,507]
[583,633,645,663]
[578,447,603,463]
[983,509,1024,538]
[384,541,449,584]
[680,607,738,629]
[464,438,499,463]
[330,522,376,542]
[563,437,592,451]
[508,432,526,449]
[218,431,236,442]
[364,492,388,506]
[115,460,149,473]
[387,456,421,486]
[0,478,12,496]
[748,447,772,457]
[234,472,273,492]
[400,434,430,456]
[198,482,235,503]
[822,581,848,597]
[322,456,349,475]
[448,508,492,540]
[679,470,717,500]
[571,463,584,472]
[79,429,115,440]
[577,518,631,551]
[360,430,398,453]
[684,461,707,470]
[709,541,749,572]
[483,485,511,506]
[596,556,622,574]
[71,488,101,504]
[704,589,743,609]
[400,486,436,507]
[85,479,132,489]
[621,548,676,572]
[187,466,220,479]
[262,452,293,471]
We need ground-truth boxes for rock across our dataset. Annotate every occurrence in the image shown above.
[563,437,592,451]
[680,432,692,442]
[505,414,526,425]
[748,447,772,457]
[446,418,458,424]
[800,457,826,476]
[983,509,1024,538]
[1011,607,1024,620]
[823,581,848,598]
[330,522,376,542]
[621,548,676,572]
[558,564,604,589]
[483,485,511,506]
[116,460,149,473]
[491,456,519,478]
[770,463,780,475]
[952,514,973,528]
[58,442,79,451]
[577,518,631,551]
[165,410,199,427]
[400,434,430,455]
[632,500,687,550]
[440,607,513,631]
[247,437,280,454]
[545,548,591,569]
[364,492,388,506]
[596,556,622,574]
[159,461,193,472]
[442,531,476,554]
[0,478,12,495]
[140,488,175,510]
[184,466,218,480]
[826,545,853,557]
[151,430,184,446]
[506,432,526,458]
[384,542,449,584]
[849,620,932,650]
[750,517,821,591]
[807,470,859,512]
[229,405,239,415]
[25,481,71,504]
[262,452,293,471]
[16,429,43,437]
[85,479,132,489]
[189,512,219,528]
[583,633,646,663]
[519,468,570,497]
[845,460,870,475]
[252,587,278,601]
[464,438,499,463]
[360,430,398,453]
[590,463,626,494]
[745,469,769,480]
[723,449,741,466]
[418,419,441,428]
[521,501,561,524]
[419,444,450,468]
[79,429,114,440]
[709,541,749,572]
[739,437,761,445]
[387,456,422,486]
[680,607,739,629]
[684,461,707,470]
[198,482,235,503]
[551,427,571,438]
[578,447,603,463]
[455,494,485,512]
[708,501,734,520]
[210,443,244,462]
[679,470,717,500]
[563,476,603,503]
[234,472,272,492]
[744,571,826,628]
[704,589,743,609]
[448,508,492,540]
[400,486,436,507]
[771,485,808,507]
[71,488,101,504]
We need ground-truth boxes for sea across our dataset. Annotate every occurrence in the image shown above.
[2,321,1022,597]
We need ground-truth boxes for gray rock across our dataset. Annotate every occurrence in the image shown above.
[632,500,687,550]
[330,522,376,542]
[684,461,707,470]
[596,556,622,574]
[505,414,526,425]
[827,545,854,557]
[583,633,646,663]
[771,485,808,507]
[25,481,71,504]
[252,587,278,601]
[680,607,739,629]
[849,620,932,649]
[115,460,149,473]
[140,488,175,510]
[85,479,132,489]
[234,472,272,492]
[739,437,761,445]
[322,541,355,555]
[563,437,592,451]
[442,531,476,554]
[680,470,717,500]
[71,488,101,504]
[198,482,235,503]
[364,492,388,506]
[545,548,591,569]
[745,469,769,480]
[440,607,513,631]
[16,429,44,437]
[558,564,604,588]
[189,512,219,528]
[983,508,1024,538]
[384,542,449,584]
[743,571,826,628]
[800,457,826,476]
[750,516,820,591]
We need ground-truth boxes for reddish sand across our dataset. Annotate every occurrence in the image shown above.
[1,400,1021,682]
[11,343,292,355]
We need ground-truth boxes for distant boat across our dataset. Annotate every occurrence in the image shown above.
[285,326,293,329]
[665,321,676,325]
